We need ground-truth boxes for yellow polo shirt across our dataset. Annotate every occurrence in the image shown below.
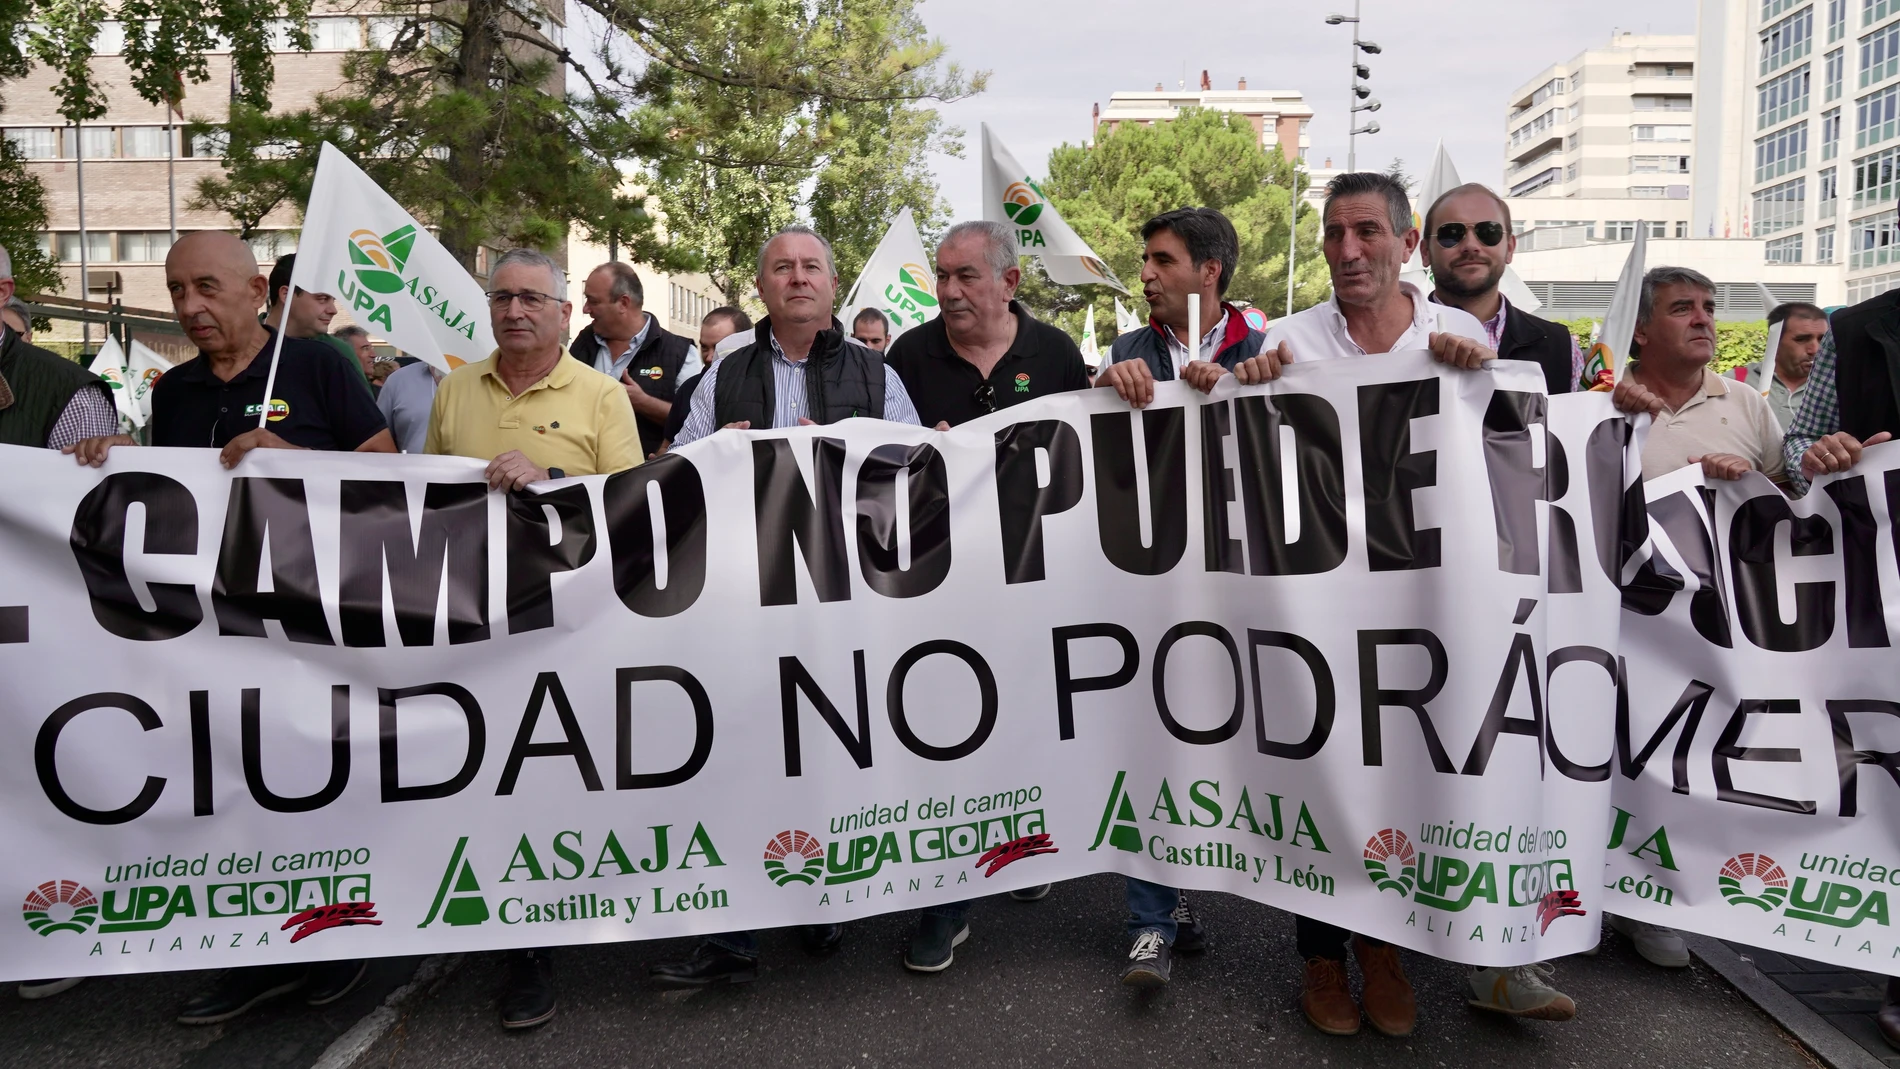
[425,352,642,475]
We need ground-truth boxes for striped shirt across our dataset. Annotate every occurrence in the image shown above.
[1781,330,1840,496]
[672,329,921,445]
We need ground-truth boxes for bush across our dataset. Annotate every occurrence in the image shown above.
[1551,317,1769,374]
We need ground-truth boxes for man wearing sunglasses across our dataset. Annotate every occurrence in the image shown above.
[1422,184,1582,395]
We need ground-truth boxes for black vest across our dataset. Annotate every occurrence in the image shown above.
[569,317,695,455]
[1106,303,1267,380]
[1495,302,1578,395]
[713,318,885,429]
[0,330,114,447]
[1828,290,1900,441]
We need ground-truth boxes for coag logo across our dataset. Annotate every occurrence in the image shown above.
[348,226,417,295]
[1363,830,1418,897]
[22,880,97,936]
[762,830,824,887]
[1002,181,1044,227]
[1719,852,1790,911]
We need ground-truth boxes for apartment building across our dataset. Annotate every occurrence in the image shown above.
[1093,71,1315,163]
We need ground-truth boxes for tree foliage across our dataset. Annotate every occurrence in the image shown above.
[1016,108,1331,339]
[0,136,60,295]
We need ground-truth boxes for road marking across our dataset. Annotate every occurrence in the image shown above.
[310,955,460,1069]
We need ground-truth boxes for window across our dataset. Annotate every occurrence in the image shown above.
[1870,0,1900,21]
[1825,106,1844,156]
[59,126,116,159]
[1756,122,1810,180]
[309,17,361,50]
[1759,66,1811,127]
[1676,220,1691,237]
[89,20,124,54]
[1568,102,1581,121]
[117,231,173,262]
[1570,73,1584,92]
[1604,220,1640,240]
[1509,108,1560,148]
[3,128,59,158]
[1633,124,1693,141]
[54,232,113,263]
[1634,94,1694,111]
[1632,185,1669,197]
[266,19,297,48]
[1764,0,1801,19]
[1763,9,1814,75]
[1852,209,1900,266]
[1863,21,1900,85]
[1632,154,1692,173]
[1526,77,1564,108]
[1859,83,1900,145]
[1828,48,1845,100]
[1508,167,1562,197]
[120,126,170,158]
[1854,144,1900,204]
[1754,176,1808,233]
[1534,219,1595,238]
[1833,0,1850,41]
[1632,63,1691,78]
[245,231,298,263]
[185,128,224,157]
[1565,161,1579,182]
[1818,224,1838,260]
[1850,268,1900,300]
[1822,166,1841,214]
[1767,233,1806,261]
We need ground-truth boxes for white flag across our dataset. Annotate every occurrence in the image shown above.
[1114,298,1142,335]
[86,338,138,430]
[1079,304,1100,369]
[1402,140,1543,313]
[291,143,495,373]
[1749,282,1782,397]
[981,124,1128,293]
[839,208,938,337]
[124,339,174,427]
[1585,228,1647,386]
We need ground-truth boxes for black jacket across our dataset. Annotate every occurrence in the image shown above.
[1107,302,1266,379]
[1826,289,1900,440]
[0,328,114,448]
[1495,300,1578,395]
[569,315,694,455]
[713,317,886,429]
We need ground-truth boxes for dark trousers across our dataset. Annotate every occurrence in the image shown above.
[1295,915,1385,962]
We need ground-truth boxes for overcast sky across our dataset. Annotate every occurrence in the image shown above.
[918,0,1697,221]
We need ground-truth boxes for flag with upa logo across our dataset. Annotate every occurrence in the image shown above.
[981,124,1128,294]
[124,338,173,427]
[838,207,938,338]
[86,339,137,430]
[1584,227,1647,388]
[291,143,495,373]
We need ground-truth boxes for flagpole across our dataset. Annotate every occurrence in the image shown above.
[256,286,293,430]
[1286,168,1300,317]
[75,118,90,354]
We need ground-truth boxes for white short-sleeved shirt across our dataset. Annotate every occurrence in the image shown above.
[1262,280,1488,361]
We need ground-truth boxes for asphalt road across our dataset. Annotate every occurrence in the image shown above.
[0,875,1822,1069]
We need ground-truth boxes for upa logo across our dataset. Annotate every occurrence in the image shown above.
[335,223,479,362]
[1718,852,1790,911]
[22,880,98,936]
[1002,181,1045,227]
[348,226,416,295]
[1363,830,1418,898]
[879,263,939,327]
[762,830,825,887]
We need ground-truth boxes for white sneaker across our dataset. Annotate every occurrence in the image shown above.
[1609,914,1691,968]
[18,977,82,1000]
[1468,963,1577,1020]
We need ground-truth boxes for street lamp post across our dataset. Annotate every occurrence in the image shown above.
[1326,2,1383,172]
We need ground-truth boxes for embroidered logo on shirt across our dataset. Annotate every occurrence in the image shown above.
[531,421,562,435]
[1013,372,1031,393]
[244,399,291,421]
[641,366,664,379]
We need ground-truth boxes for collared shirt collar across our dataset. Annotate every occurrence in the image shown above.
[931,300,1033,362]
[1161,306,1231,364]
[1428,290,1511,350]
[480,348,579,396]
[593,313,652,378]
[1322,280,1436,356]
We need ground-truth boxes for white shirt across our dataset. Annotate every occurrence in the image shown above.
[1161,308,1231,377]
[1262,280,1488,361]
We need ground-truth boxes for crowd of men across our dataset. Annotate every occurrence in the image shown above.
[0,165,1896,1042]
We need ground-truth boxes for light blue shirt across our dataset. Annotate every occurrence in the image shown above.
[673,329,920,445]
[375,360,441,454]
[591,312,702,386]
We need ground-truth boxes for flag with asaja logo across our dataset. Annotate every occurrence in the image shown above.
[291,143,495,373]
[981,124,1127,294]
[838,208,938,338]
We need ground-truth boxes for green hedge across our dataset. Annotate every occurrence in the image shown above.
[1551,318,1767,374]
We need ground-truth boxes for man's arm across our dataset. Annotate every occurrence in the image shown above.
[620,372,673,422]
[46,386,121,451]
[670,359,722,446]
[881,366,923,426]
[355,429,397,453]
[596,381,645,473]
[1782,331,1841,494]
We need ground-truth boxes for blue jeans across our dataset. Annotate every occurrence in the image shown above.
[1125,878,1178,942]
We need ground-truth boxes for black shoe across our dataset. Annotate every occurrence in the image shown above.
[904,914,970,973]
[801,923,845,957]
[649,942,760,988]
[1009,884,1053,902]
[1121,930,1172,988]
[498,950,556,1030]
[1172,891,1207,954]
[176,965,307,1025]
[305,959,368,1006]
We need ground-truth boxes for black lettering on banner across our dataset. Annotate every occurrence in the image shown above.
[1091,408,1187,575]
[69,472,202,641]
[617,666,713,789]
[1822,476,1891,648]
[994,419,1084,584]
[604,455,708,618]
[780,651,872,776]
[339,481,489,647]
[212,478,333,644]
[506,484,596,634]
[1633,490,1733,647]
[1544,646,1617,782]
[1247,629,1334,760]
[497,672,604,794]
[1711,699,1817,814]
[35,693,166,825]
[886,640,997,760]
[1729,494,1836,652]
[1201,401,1242,574]
[1482,390,1581,588]
[1356,379,1441,571]
[1542,405,1583,594]
[1051,623,1139,740]
[1234,394,1348,575]
[1585,415,1645,585]
[1460,631,1546,776]
[855,443,953,598]
[1152,622,1244,745]
[753,438,851,605]
[241,686,350,812]
[190,691,212,815]
[1356,629,1454,772]
[1617,678,1713,793]
[379,683,485,803]
[1827,700,1900,817]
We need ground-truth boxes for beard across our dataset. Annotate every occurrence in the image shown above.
[1432,260,1505,300]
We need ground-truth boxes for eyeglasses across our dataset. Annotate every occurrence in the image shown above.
[1434,222,1507,249]
[485,289,559,312]
[972,382,996,413]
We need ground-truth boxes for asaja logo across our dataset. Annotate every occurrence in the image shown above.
[1002,181,1044,227]
[348,226,417,295]
[1363,829,1418,897]
[1013,372,1031,394]
[22,880,98,936]
[1718,852,1791,911]
[335,223,478,365]
[762,830,824,887]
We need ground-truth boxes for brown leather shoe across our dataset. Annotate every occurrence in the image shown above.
[1353,936,1416,1037]
[1879,977,1900,1050]
[1301,956,1360,1035]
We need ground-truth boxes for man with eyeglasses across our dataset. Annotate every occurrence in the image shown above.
[1422,183,1582,395]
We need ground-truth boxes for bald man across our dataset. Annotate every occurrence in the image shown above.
[67,230,392,468]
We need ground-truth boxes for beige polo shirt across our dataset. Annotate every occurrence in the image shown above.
[1639,367,1787,483]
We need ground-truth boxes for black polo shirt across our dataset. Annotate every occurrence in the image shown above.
[150,328,388,450]
[884,301,1091,427]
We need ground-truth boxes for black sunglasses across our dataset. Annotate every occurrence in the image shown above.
[1435,221,1507,249]
[972,382,996,413]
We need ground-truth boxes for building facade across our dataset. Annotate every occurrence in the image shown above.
[1093,71,1314,163]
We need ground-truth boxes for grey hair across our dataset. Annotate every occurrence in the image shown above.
[492,248,568,300]
[939,220,1017,278]
[755,225,836,279]
[1636,266,1716,326]
[1322,171,1414,238]
[0,243,11,281]
[591,261,643,305]
[333,324,370,341]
